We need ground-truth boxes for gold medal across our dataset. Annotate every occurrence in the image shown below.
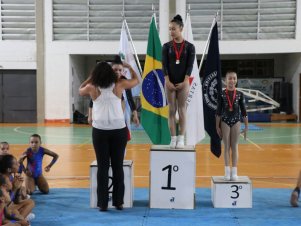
[229,108,233,112]
[176,60,180,64]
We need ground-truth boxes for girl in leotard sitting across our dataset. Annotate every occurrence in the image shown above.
[19,134,59,194]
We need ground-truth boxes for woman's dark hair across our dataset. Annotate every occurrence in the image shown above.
[0,154,15,174]
[111,55,123,66]
[90,61,117,88]
[171,14,184,28]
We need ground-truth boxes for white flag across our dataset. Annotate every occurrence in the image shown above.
[119,20,142,96]
[183,14,206,145]
[119,20,142,139]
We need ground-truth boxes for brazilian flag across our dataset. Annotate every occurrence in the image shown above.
[141,16,170,144]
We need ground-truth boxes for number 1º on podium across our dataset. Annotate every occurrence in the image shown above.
[161,164,179,190]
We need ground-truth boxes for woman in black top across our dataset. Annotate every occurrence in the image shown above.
[216,71,248,181]
[162,15,195,149]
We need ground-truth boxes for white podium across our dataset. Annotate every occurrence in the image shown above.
[211,176,252,208]
[150,145,196,209]
[90,160,134,208]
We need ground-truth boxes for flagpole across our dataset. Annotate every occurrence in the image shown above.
[152,4,157,28]
[198,11,219,72]
[186,4,191,21]
[123,18,143,75]
[184,5,191,40]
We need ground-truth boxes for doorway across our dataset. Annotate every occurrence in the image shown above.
[0,70,37,122]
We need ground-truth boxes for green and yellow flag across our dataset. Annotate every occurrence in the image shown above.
[141,16,170,144]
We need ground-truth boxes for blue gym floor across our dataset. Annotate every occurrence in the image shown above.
[32,188,299,226]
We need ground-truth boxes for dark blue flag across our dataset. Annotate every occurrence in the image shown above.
[202,22,222,158]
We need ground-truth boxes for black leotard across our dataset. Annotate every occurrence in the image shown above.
[216,89,247,127]
[162,40,195,84]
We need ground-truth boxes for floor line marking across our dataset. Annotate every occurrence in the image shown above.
[240,134,263,150]
[13,126,91,140]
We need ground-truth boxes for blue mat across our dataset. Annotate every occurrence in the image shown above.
[130,124,144,131]
[31,188,299,226]
[241,124,263,131]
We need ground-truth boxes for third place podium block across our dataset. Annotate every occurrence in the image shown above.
[150,145,196,209]
[211,176,252,208]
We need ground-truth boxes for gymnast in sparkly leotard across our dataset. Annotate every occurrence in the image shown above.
[19,134,59,194]
[216,71,248,181]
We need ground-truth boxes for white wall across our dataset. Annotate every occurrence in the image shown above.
[0,41,36,69]
[44,1,124,120]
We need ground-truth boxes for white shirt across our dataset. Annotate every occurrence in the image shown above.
[92,84,126,130]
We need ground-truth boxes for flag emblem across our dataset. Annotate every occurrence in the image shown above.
[203,70,219,110]
[142,69,167,108]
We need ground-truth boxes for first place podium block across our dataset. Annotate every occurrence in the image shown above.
[90,160,134,208]
[150,145,196,209]
[211,176,252,208]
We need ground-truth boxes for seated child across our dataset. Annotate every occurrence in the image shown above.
[19,134,59,195]
[0,142,10,156]
[0,142,28,201]
[0,174,31,226]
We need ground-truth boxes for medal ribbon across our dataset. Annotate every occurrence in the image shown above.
[225,88,236,110]
[173,40,185,63]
